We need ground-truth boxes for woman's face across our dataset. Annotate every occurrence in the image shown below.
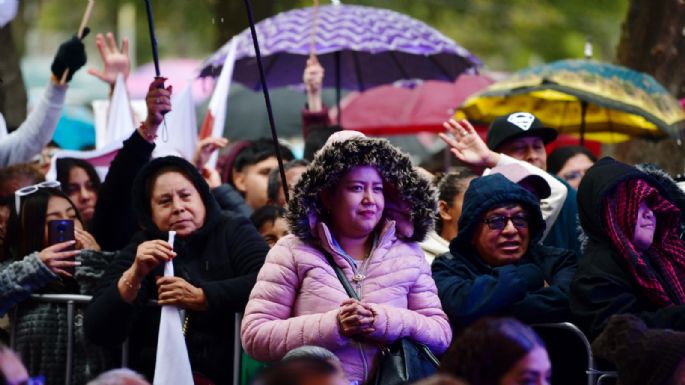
[259,217,289,248]
[323,166,385,240]
[43,196,83,245]
[499,346,551,385]
[65,166,98,222]
[150,171,206,237]
[557,153,594,190]
[633,200,656,251]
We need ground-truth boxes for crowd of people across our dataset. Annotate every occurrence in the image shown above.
[2,24,685,385]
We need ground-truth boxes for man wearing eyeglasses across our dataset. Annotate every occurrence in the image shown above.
[441,113,581,256]
[432,173,577,329]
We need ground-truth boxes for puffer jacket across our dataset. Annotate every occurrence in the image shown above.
[570,157,685,340]
[241,136,451,383]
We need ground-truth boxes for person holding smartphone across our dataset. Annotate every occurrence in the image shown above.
[0,186,115,384]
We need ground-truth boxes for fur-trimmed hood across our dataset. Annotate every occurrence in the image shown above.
[286,136,436,243]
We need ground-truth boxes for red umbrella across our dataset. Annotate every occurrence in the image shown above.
[330,74,494,135]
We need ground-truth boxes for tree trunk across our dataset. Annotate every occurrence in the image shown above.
[608,0,685,174]
[0,22,27,132]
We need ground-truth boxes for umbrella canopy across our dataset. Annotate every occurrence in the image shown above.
[200,4,481,91]
[127,59,215,103]
[458,59,685,143]
[332,74,493,135]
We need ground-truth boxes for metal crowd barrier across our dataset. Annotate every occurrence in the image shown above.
[10,294,243,385]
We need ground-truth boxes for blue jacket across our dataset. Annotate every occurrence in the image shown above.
[432,173,577,329]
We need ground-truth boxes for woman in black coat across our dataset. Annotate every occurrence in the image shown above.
[85,156,269,385]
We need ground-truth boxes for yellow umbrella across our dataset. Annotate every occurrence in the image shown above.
[457,59,685,143]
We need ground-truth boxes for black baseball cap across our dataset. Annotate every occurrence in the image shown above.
[486,112,558,151]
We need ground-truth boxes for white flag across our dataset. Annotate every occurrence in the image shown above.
[199,37,238,168]
[153,231,194,385]
[93,73,138,149]
[153,84,198,160]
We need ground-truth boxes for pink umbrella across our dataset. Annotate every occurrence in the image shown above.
[126,59,215,103]
[330,74,494,135]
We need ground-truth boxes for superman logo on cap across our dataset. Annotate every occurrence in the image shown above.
[506,112,536,131]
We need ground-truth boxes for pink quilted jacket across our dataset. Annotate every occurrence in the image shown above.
[241,221,451,383]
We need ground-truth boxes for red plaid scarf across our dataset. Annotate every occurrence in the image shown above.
[603,179,685,306]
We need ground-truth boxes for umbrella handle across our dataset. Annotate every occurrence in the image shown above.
[309,0,320,57]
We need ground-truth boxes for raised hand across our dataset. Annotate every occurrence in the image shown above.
[38,240,80,278]
[192,136,229,168]
[439,119,500,168]
[138,77,172,142]
[156,276,208,311]
[87,32,130,87]
[304,56,324,112]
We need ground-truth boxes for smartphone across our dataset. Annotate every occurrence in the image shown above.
[47,219,75,274]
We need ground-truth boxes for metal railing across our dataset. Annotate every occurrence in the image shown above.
[10,294,243,385]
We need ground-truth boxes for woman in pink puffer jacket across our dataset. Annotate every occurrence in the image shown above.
[241,133,452,383]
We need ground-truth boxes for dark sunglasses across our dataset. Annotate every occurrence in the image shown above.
[483,214,529,230]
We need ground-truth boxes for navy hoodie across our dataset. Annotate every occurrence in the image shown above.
[432,173,577,329]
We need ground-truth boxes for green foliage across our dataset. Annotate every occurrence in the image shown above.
[33,0,629,72]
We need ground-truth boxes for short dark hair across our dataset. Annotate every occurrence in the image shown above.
[255,357,338,385]
[267,160,310,204]
[303,125,342,162]
[56,158,102,195]
[547,146,597,175]
[0,163,44,199]
[232,138,294,174]
[440,317,546,385]
[433,168,477,234]
[250,205,286,230]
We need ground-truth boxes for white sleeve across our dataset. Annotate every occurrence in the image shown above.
[0,81,67,167]
[486,154,567,241]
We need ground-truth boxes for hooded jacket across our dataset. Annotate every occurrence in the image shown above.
[85,156,269,385]
[432,173,577,329]
[570,157,685,340]
[241,137,451,383]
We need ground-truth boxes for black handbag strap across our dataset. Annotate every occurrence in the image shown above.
[320,248,361,301]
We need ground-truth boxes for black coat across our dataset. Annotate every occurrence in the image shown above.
[92,131,154,251]
[570,157,685,340]
[85,156,269,385]
[432,173,577,329]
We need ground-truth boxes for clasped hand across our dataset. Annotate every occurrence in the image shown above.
[337,299,376,337]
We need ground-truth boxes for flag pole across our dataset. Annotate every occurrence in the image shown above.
[242,0,290,203]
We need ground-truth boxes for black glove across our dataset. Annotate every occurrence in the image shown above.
[51,30,89,82]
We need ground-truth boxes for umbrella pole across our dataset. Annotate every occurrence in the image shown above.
[336,51,342,126]
[242,0,290,203]
[580,100,588,146]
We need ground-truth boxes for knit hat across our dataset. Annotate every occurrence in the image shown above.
[592,314,685,385]
[486,112,558,151]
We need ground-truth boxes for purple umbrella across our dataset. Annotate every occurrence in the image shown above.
[200,4,481,91]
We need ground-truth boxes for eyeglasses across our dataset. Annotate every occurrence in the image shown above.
[14,180,61,215]
[482,214,529,230]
